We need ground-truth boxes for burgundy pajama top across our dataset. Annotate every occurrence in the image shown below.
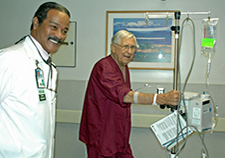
[79,55,132,157]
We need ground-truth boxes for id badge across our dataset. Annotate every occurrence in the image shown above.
[35,68,45,88]
[35,68,46,101]
[38,89,46,101]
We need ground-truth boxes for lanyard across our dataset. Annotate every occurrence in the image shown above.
[25,37,56,101]
[35,59,55,92]
[16,36,56,101]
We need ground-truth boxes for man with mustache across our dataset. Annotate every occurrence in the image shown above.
[0,2,70,158]
[79,30,180,158]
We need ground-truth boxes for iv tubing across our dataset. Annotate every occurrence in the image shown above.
[176,17,210,158]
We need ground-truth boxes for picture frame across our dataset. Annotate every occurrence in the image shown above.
[51,21,77,67]
[106,11,176,70]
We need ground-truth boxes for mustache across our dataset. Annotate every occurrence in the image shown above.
[48,36,63,44]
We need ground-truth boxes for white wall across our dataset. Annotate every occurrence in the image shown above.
[1,0,225,158]
[0,0,225,84]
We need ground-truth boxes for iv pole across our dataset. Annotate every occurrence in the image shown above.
[171,11,180,91]
[170,12,181,158]
[145,11,211,158]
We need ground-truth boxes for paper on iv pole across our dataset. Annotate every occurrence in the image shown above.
[150,111,193,149]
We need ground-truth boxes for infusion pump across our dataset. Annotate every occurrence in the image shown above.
[180,92,212,132]
[150,91,213,150]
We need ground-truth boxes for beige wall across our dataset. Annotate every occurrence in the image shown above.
[1,0,225,157]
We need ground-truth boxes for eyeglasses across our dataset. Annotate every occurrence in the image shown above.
[114,43,137,51]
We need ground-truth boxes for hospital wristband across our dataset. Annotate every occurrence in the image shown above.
[133,91,139,104]
[152,94,158,106]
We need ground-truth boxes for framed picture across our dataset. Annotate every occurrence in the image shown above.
[106,11,176,70]
[51,21,77,67]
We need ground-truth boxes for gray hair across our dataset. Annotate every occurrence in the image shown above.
[111,30,138,46]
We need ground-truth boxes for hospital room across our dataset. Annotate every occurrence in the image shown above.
[0,0,224,157]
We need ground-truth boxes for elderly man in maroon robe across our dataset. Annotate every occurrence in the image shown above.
[79,30,180,158]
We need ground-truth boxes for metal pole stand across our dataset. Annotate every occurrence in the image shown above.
[170,11,181,158]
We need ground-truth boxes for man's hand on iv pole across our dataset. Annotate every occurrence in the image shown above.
[124,90,181,106]
[156,90,181,106]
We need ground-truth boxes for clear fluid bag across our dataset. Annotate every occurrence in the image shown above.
[201,18,219,54]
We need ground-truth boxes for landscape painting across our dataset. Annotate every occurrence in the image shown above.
[106,11,175,70]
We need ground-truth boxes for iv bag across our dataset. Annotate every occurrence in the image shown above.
[201,18,219,54]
